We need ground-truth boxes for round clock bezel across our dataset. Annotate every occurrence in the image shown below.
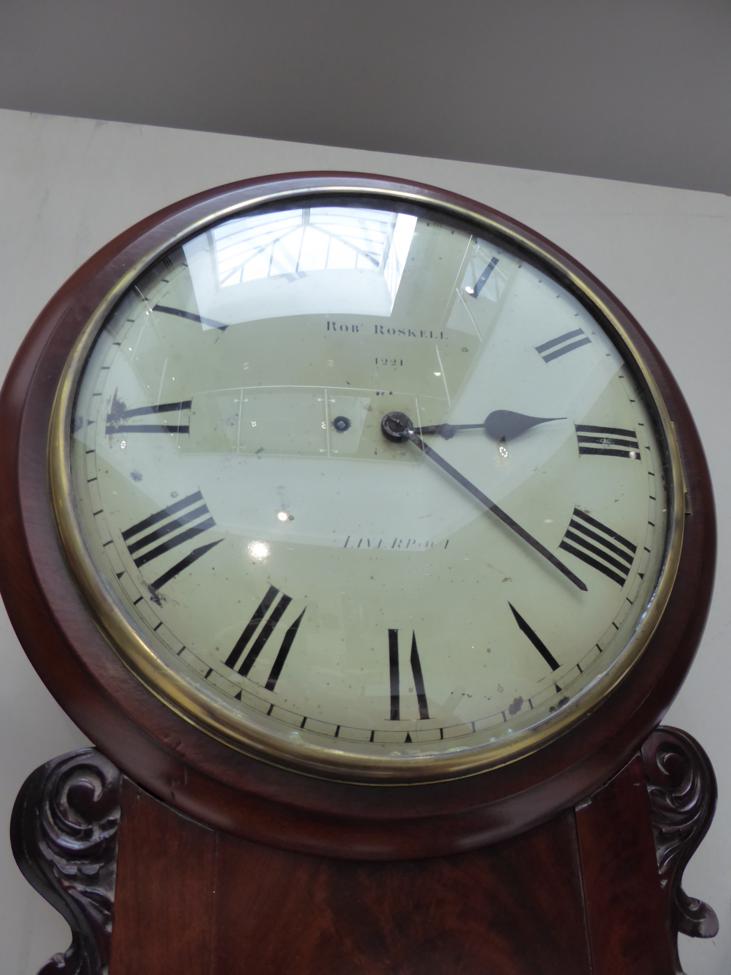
[47,178,685,784]
[0,172,714,858]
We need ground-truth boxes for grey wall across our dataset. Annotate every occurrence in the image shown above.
[1,108,730,973]
[1,0,730,193]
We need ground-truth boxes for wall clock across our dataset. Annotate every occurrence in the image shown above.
[1,173,718,974]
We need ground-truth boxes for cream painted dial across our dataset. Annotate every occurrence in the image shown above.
[53,189,681,781]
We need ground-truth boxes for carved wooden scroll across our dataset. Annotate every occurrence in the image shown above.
[10,748,121,975]
[642,726,719,970]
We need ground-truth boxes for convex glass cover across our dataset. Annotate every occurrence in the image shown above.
[51,182,683,781]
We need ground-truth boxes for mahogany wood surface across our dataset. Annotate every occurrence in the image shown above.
[0,173,716,858]
[110,778,217,974]
[110,778,592,975]
[577,755,674,974]
[108,745,706,974]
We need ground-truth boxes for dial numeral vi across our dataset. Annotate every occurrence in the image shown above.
[388,629,430,721]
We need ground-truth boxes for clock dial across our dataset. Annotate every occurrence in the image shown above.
[51,190,682,781]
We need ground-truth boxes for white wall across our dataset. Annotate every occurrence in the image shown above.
[1,108,728,974]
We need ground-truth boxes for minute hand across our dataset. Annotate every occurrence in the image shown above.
[407,431,587,592]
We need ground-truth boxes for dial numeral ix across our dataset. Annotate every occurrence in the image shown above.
[122,490,221,592]
[576,424,640,460]
[106,397,192,435]
[535,327,591,363]
[389,629,430,721]
[559,508,636,587]
[225,585,306,692]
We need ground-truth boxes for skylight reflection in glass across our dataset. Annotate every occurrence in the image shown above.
[180,204,417,327]
[212,207,414,293]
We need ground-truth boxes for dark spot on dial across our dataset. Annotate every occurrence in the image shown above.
[508,696,524,716]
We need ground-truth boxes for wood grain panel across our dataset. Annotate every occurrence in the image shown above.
[577,756,674,974]
[110,778,217,974]
[110,780,591,974]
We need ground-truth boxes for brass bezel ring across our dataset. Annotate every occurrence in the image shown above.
[48,179,686,784]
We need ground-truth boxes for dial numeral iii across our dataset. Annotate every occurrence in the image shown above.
[388,629,430,721]
[535,328,591,363]
[121,490,221,592]
[576,424,640,460]
[559,508,636,587]
[225,585,306,691]
[106,396,192,435]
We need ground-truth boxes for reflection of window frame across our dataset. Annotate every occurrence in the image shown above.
[211,207,413,291]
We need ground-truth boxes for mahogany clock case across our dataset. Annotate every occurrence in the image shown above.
[0,173,715,859]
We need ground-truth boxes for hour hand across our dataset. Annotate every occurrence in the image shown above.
[414,410,564,441]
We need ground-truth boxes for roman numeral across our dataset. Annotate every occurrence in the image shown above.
[535,327,591,362]
[121,490,221,592]
[225,585,306,691]
[106,398,192,435]
[388,629,430,721]
[465,256,499,297]
[153,304,228,331]
[576,424,640,459]
[508,603,559,671]
[559,508,636,586]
